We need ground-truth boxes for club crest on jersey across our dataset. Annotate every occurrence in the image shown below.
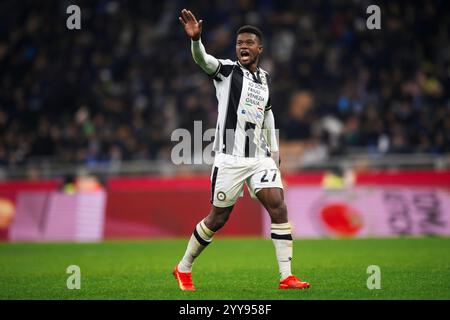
[217,192,226,201]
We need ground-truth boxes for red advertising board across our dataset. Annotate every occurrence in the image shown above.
[105,176,262,238]
[1,171,449,241]
[0,180,59,240]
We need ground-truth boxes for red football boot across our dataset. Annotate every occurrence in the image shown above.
[173,265,195,291]
[279,275,310,289]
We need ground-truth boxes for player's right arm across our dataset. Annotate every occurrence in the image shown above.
[179,9,220,76]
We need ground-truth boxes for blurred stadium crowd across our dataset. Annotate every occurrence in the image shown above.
[0,0,449,170]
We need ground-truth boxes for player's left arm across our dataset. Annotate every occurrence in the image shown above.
[263,107,280,168]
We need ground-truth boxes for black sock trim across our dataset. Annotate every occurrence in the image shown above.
[194,228,210,246]
[271,233,293,240]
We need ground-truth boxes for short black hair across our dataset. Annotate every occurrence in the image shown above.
[236,25,263,43]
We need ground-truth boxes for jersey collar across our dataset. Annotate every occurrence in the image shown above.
[237,61,262,83]
[237,60,260,74]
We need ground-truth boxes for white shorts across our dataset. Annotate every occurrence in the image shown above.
[210,153,284,207]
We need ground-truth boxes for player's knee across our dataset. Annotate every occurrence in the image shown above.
[216,212,230,229]
[209,215,228,231]
[267,196,285,212]
[268,199,287,223]
[206,206,232,231]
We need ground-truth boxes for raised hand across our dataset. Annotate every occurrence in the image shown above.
[179,9,203,41]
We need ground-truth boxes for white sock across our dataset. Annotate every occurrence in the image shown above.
[178,219,215,272]
[271,222,293,280]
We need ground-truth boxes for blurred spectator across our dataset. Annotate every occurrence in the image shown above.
[282,91,314,141]
[61,174,104,193]
[321,167,355,190]
[280,90,320,171]
[62,174,76,194]
[0,0,449,172]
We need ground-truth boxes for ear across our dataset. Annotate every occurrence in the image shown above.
[259,45,263,54]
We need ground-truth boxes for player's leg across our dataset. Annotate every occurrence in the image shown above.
[204,204,234,231]
[248,157,309,289]
[256,187,292,279]
[256,187,309,289]
[248,159,292,280]
[174,204,234,291]
[178,205,233,273]
[174,154,245,290]
[178,161,242,272]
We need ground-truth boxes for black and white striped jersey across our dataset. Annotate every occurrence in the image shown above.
[209,59,272,158]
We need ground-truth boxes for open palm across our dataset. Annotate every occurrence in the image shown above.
[179,9,203,40]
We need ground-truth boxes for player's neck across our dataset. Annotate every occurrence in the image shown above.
[248,64,258,73]
[238,61,259,73]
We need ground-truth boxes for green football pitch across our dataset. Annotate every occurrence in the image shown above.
[0,238,449,300]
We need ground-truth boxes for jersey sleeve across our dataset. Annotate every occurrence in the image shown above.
[263,109,279,152]
[212,59,235,82]
[263,71,272,111]
[265,96,272,111]
[191,39,220,76]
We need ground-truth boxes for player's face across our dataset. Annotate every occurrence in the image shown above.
[236,33,262,69]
